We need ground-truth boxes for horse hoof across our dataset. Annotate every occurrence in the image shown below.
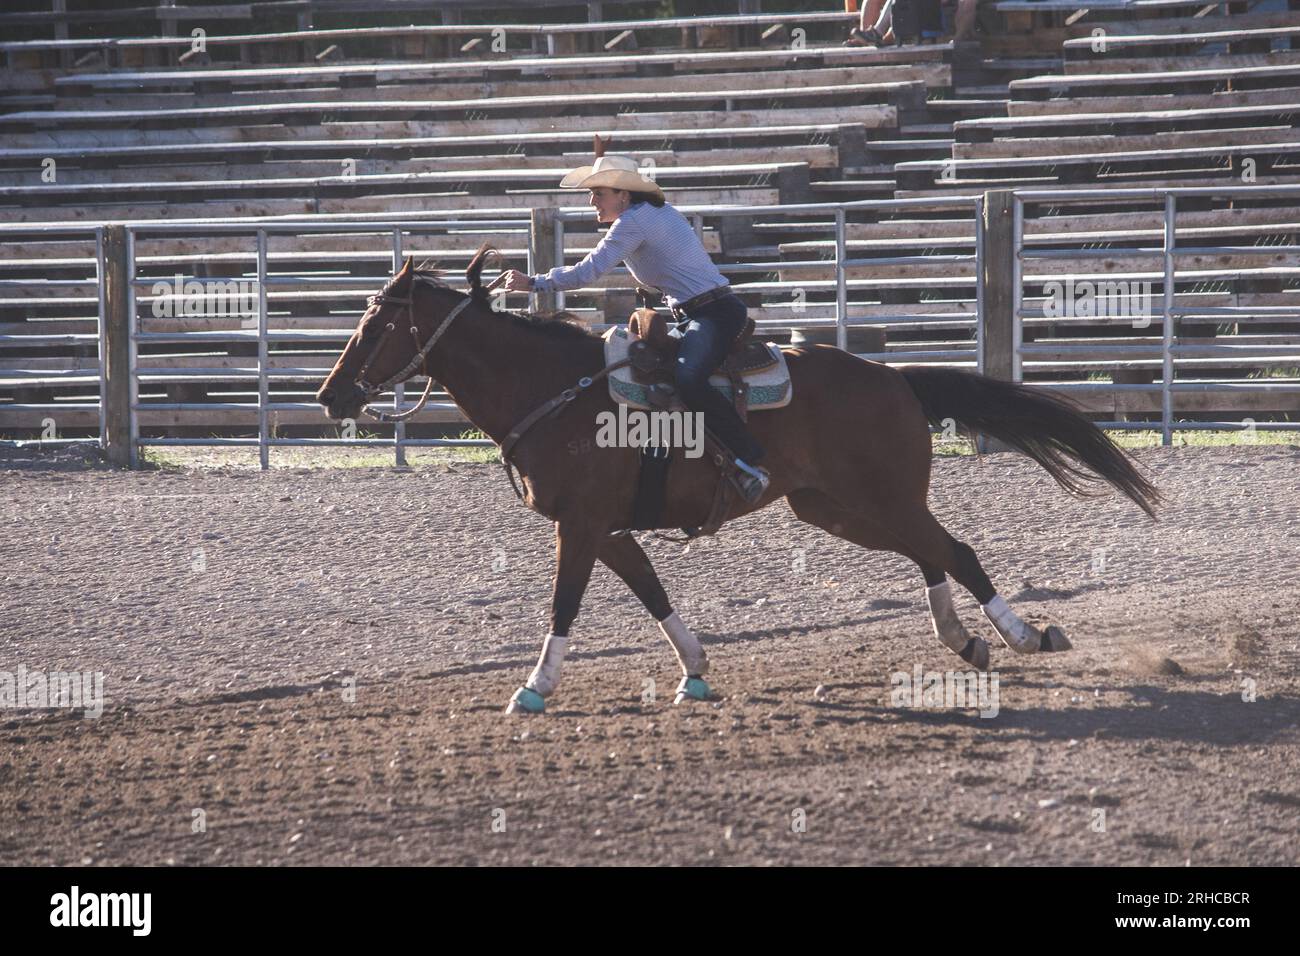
[1041,626,1073,653]
[959,637,991,672]
[673,676,711,704]
[505,686,545,714]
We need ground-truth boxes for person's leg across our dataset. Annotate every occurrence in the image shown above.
[871,0,895,35]
[891,0,919,44]
[953,0,976,41]
[847,0,889,45]
[919,0,943,41]
[673,298,765,467]
[846,0,891,46]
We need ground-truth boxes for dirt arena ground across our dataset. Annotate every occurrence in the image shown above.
[2,442,1298,866]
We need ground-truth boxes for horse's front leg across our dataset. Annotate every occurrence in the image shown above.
[505,519,603,715]
[597,533,712,704]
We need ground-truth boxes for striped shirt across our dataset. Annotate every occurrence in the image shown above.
[529,200,727,309]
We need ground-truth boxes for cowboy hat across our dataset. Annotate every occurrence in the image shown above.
[559,154,664,201]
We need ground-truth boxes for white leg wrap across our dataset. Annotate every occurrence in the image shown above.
[928,581,989,670]
[981,595,1040,654]
[926,581,972,655]
[658,611,709,677]
[524,634,568,697]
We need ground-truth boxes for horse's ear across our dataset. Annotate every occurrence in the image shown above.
[397,255,414,279]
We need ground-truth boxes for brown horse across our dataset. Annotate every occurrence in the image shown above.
[316,248,1160,713]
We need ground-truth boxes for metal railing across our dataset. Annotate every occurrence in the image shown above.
[4,185,1299,464]
[0,223,105,448]
[1011,184,1300,446]
[117,218,528,468]
[550,195,981,355]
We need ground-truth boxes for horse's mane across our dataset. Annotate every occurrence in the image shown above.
[463,243,602,342]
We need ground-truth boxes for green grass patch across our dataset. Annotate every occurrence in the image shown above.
[1110,429,1300,448]
[448,428,500,464]
[137,447,187,471]
[931,427,1300,455]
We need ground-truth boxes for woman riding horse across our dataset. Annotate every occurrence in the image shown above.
[500,153,771,504]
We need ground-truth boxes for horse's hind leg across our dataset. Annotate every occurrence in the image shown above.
[862,495,1073,657]
[598,533,711,703]
[786,489,992,670]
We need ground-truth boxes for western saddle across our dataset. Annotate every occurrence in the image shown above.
[612,289,782,539]
[623,291,777,419]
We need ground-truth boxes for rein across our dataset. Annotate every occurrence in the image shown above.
[497,357,629,502]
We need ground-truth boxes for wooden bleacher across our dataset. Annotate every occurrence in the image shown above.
[3,0,1299,445]
[0,6,856,68]
[896,3,1300,194]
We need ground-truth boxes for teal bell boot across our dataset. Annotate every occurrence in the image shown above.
[505,686,545,714]
[674,676,711,704]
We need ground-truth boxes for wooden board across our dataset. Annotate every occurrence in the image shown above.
[1,81,921,128]
[1007,86,1300,118]
[0,160,810,201]
[0,106,897,149]
[1013,61,1300,93]
[0,146,839,189]
[0,120,866,161]
[1061,24,1300,54]
[50,63,951,105]
[959,101,1300,137]
[901,138,1300,174]
[25,37,931,82]
[955,125,1300,160]
[1062,51,1300,77]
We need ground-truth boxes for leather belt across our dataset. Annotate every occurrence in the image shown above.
[670,284,732,320]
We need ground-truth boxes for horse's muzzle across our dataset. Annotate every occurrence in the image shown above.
[316,382,366,421]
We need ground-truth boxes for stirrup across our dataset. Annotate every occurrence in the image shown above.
[733,466,770,505]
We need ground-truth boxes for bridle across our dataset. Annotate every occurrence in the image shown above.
[346,269,631,505]
[352,274,502,423]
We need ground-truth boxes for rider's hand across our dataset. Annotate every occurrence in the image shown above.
[501,270,534,293]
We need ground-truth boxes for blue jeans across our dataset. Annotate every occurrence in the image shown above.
[673,292,765,464]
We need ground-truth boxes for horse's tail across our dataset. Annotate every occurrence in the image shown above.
[900,366,1162,518]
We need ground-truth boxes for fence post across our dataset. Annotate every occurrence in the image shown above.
[834,207,847,351]
[391,227,407,466]
[1162,193,1175,447]
[256,229,269,470]
[530,207,558,313]
[102,224,133,468]
[978,189,1016,452]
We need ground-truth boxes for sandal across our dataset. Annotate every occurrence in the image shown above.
[842,26,886,47]
[863,26,888,46]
